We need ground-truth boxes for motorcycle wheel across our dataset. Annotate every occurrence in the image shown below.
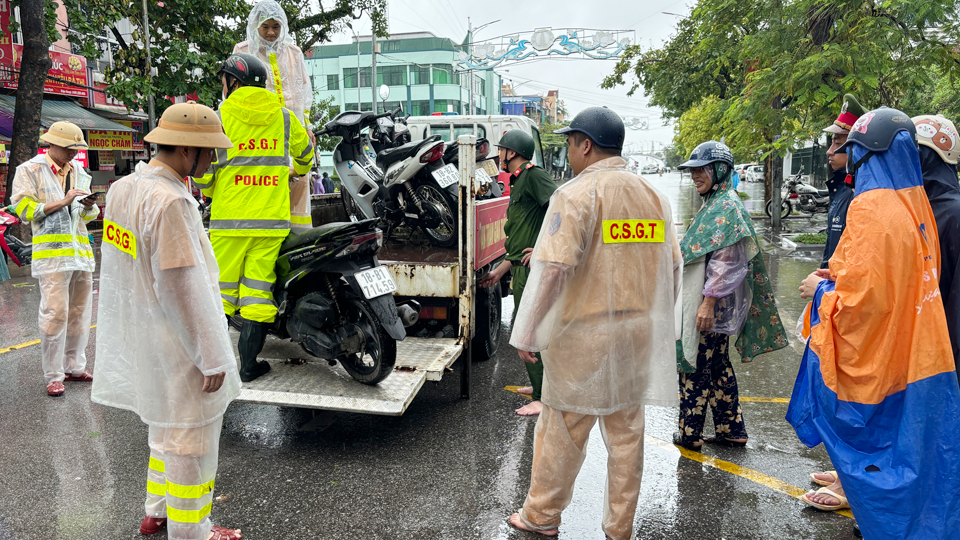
[340,189,364,221]
[765,199,791,219]
[415,183,458,248]
[472,279,502,361]
[338,297,397,385]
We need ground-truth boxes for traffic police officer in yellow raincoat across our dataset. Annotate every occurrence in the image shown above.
[11,121,100,397]
[92,102,243,540]
[508,107,683,540]
[195,53,313,382]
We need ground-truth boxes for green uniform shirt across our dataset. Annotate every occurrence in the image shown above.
[503,163,556,262]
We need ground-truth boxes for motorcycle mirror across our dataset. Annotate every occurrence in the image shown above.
[378,84,390,101]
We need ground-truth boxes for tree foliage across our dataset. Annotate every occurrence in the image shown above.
[61,0,386,116]
[604,0,960,163]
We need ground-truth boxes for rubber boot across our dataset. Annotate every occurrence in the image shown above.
[238,320,271,382]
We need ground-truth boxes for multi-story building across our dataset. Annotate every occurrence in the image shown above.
[306,31,501,118]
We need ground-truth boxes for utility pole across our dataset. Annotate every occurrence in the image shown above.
[143,0,155,131]
[371,32,378,113]
[467,18,473,115]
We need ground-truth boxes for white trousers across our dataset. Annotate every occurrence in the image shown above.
[520,404,646,540]
[145,419,223,540]
[38,270,93,383]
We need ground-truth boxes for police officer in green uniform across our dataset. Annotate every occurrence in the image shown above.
[479,129,556,416]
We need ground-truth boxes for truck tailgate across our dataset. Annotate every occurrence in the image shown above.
[231,330,463,415]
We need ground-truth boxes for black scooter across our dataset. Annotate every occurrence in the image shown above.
[252,219,418,385]
[442,137,505,200]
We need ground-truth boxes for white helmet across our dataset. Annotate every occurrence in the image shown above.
[912,114,959,165]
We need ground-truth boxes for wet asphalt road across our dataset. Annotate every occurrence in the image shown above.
[0,174,858,539]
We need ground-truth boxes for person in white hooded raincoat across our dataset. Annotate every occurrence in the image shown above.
[91,102,243,540]
[507,107,682,540]
[233,0,315,234]
[10,121,100,397]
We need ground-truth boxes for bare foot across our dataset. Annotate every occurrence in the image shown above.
[517,386,533,395]
[508,513,558,536]
[516,400,543,416]
[807,479,845,507]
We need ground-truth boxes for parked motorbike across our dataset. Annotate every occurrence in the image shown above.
[441,137,504,199]
[1,205,32,266]
[765,171,830,218]
[320,108,460,248]
[249,218,420,385]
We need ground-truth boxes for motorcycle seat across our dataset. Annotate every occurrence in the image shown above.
[376,135,441,169]
[281,218,378,252]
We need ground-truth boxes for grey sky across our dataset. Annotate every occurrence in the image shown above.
[320,0,690,156]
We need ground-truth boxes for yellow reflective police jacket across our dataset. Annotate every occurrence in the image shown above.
[197,86,313,237]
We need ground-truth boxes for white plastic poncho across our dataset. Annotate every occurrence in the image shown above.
[234,0,313,125]
[92,161,241,428]
[11,154,99,276]
[510,157,683,415]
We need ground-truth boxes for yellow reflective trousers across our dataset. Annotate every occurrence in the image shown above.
[211,235,283,323]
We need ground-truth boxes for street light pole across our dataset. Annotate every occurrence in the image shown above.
[142,0,155,131]
[371,32,377,113]
[347,23,360,110]
[466,19,500,116]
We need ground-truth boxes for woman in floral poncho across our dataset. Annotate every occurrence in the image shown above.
[673,141,787,450]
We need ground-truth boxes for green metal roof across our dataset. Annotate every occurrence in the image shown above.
[0,95,134,132]
[309,37,465,59]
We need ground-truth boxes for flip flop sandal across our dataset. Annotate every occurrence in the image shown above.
[800,487,850,511]
[507,512,558,537]
[205,526,242,540]
[809,470,838,487]
[672,432,703,451]
[703,436,747,447]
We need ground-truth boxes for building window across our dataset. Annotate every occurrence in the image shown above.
[411,100,431,116]
[432,65,456,85]
[346,102,374,112]
[343,67,372,88]
[410,66,430,85]
[381,41,401,52]
[377,66,407,87]
[433,99,459,114]
[326,74,339,90]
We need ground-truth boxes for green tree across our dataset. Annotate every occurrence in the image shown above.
[539,122,569,178]
[61,0,386,116]
[604,0,960,198]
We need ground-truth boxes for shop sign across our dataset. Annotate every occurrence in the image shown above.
[0,1,13,67]
[0,143,5,164]
[87,130,133,150]
[39,147,88,168]
[98,150,115,172]
[117,121,144,149]
[0,45,88,98]
[120,149,149,160]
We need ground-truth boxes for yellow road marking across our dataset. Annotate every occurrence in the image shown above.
[504,386,533,400]
[646,434,853,519]
[0,325,96,355]
[740,396,790,403]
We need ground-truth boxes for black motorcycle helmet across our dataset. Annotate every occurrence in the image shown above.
[218,53,268,98]
[677,140,734,189]
[554,106,625,151]
[838,107,918,185]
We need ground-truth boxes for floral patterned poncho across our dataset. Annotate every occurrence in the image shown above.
[676,174,787,372]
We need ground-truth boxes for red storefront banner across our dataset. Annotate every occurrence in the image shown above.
[117,120,144,150]
[38,147,88,168]
[475,196,509,269]
[0,44,88,97]
[0,1,14,68]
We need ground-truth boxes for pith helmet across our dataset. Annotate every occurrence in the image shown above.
[496,129,535,160]
[40,121,88,149]
[144,101,233,149]
[913,114,959,165]
[554,106,625,150]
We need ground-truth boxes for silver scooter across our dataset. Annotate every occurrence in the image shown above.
[319,108,460,248]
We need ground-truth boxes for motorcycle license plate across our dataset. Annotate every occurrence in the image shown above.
[356,266,397,299]
[432,164,460,188]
